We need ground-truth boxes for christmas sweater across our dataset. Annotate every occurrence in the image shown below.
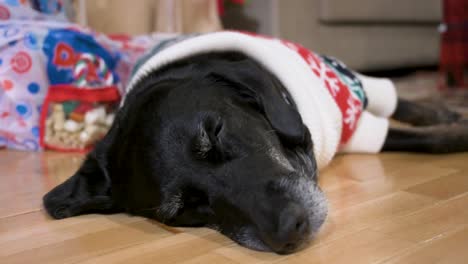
[125,31,398,169]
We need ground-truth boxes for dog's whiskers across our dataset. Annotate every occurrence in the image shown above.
[137,206,159,212]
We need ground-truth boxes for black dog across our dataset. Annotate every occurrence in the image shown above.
[43,48,468,254]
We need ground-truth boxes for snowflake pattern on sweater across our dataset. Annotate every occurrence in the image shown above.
[251,35,367,145]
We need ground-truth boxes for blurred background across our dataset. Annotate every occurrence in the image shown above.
[74,0,467,105]
[79,0,443,71]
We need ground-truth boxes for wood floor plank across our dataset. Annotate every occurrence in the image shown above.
[318,155,361,191]
[382,225,468,264]
[405,170,468,200]
[0,211,49,235]
[325,163,457,211]
[76,232,233,264]
[317,191,437,244]
[0,151,83,218]
[370,193,468,243]
[0,214,149,256]
[214,244,287,264]
[424,153,468,171]
[179,252,240,264]
[1,150,467,263]
[2,220,173,264]
[274,229,415,264]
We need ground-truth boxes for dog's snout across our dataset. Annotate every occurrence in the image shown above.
[264,204,310,254]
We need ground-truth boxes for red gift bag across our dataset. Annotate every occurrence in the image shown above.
[39,85,120,152]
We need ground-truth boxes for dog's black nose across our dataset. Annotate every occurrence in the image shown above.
[266,204,310,254]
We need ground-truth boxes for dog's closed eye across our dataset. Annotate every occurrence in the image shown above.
[192,117,233,162]
[193,125,213,159]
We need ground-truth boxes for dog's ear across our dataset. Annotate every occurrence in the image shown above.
[42,94,137,220]
[42,100,128,219]
[42,152,116,219]
[43,78,174,219]
[211,59,305,145]
[257,75,305,145]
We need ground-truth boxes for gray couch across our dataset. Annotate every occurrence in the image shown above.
[223,0,442,71]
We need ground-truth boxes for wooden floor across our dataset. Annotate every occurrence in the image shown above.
[1,150,467,264]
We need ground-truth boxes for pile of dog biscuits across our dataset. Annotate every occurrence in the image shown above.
[44,102,115,150]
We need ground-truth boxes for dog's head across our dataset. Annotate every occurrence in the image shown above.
[43,53,327,254]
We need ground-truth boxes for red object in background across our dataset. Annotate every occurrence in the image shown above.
[217,0,245,16]
[440,0,468,89]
